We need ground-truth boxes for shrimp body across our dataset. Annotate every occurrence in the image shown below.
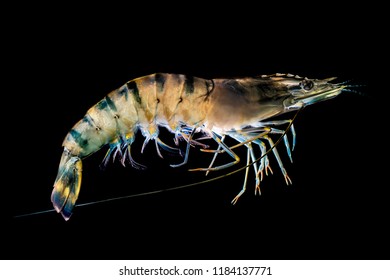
[52,73,347,220]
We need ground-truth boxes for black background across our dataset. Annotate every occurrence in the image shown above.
[8,4,388,260]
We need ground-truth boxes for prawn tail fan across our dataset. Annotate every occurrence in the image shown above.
[51,149,82,221]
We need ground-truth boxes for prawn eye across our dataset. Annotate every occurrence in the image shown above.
[300,80,314,91]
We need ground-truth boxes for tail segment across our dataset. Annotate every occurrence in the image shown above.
[51,149,82,221]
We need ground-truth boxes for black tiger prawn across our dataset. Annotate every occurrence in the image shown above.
[52,73,347,220]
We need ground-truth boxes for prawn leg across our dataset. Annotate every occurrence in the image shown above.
[268,127,294,162]
[155,137,180,155]
[200,128,271,153]
[205,135,226,176]
[258,120,296,150]
[231,147,251,204]
[252,138,273,182]
[189,132,240,172]
[170,128,197,168]
[263,135,292,185]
